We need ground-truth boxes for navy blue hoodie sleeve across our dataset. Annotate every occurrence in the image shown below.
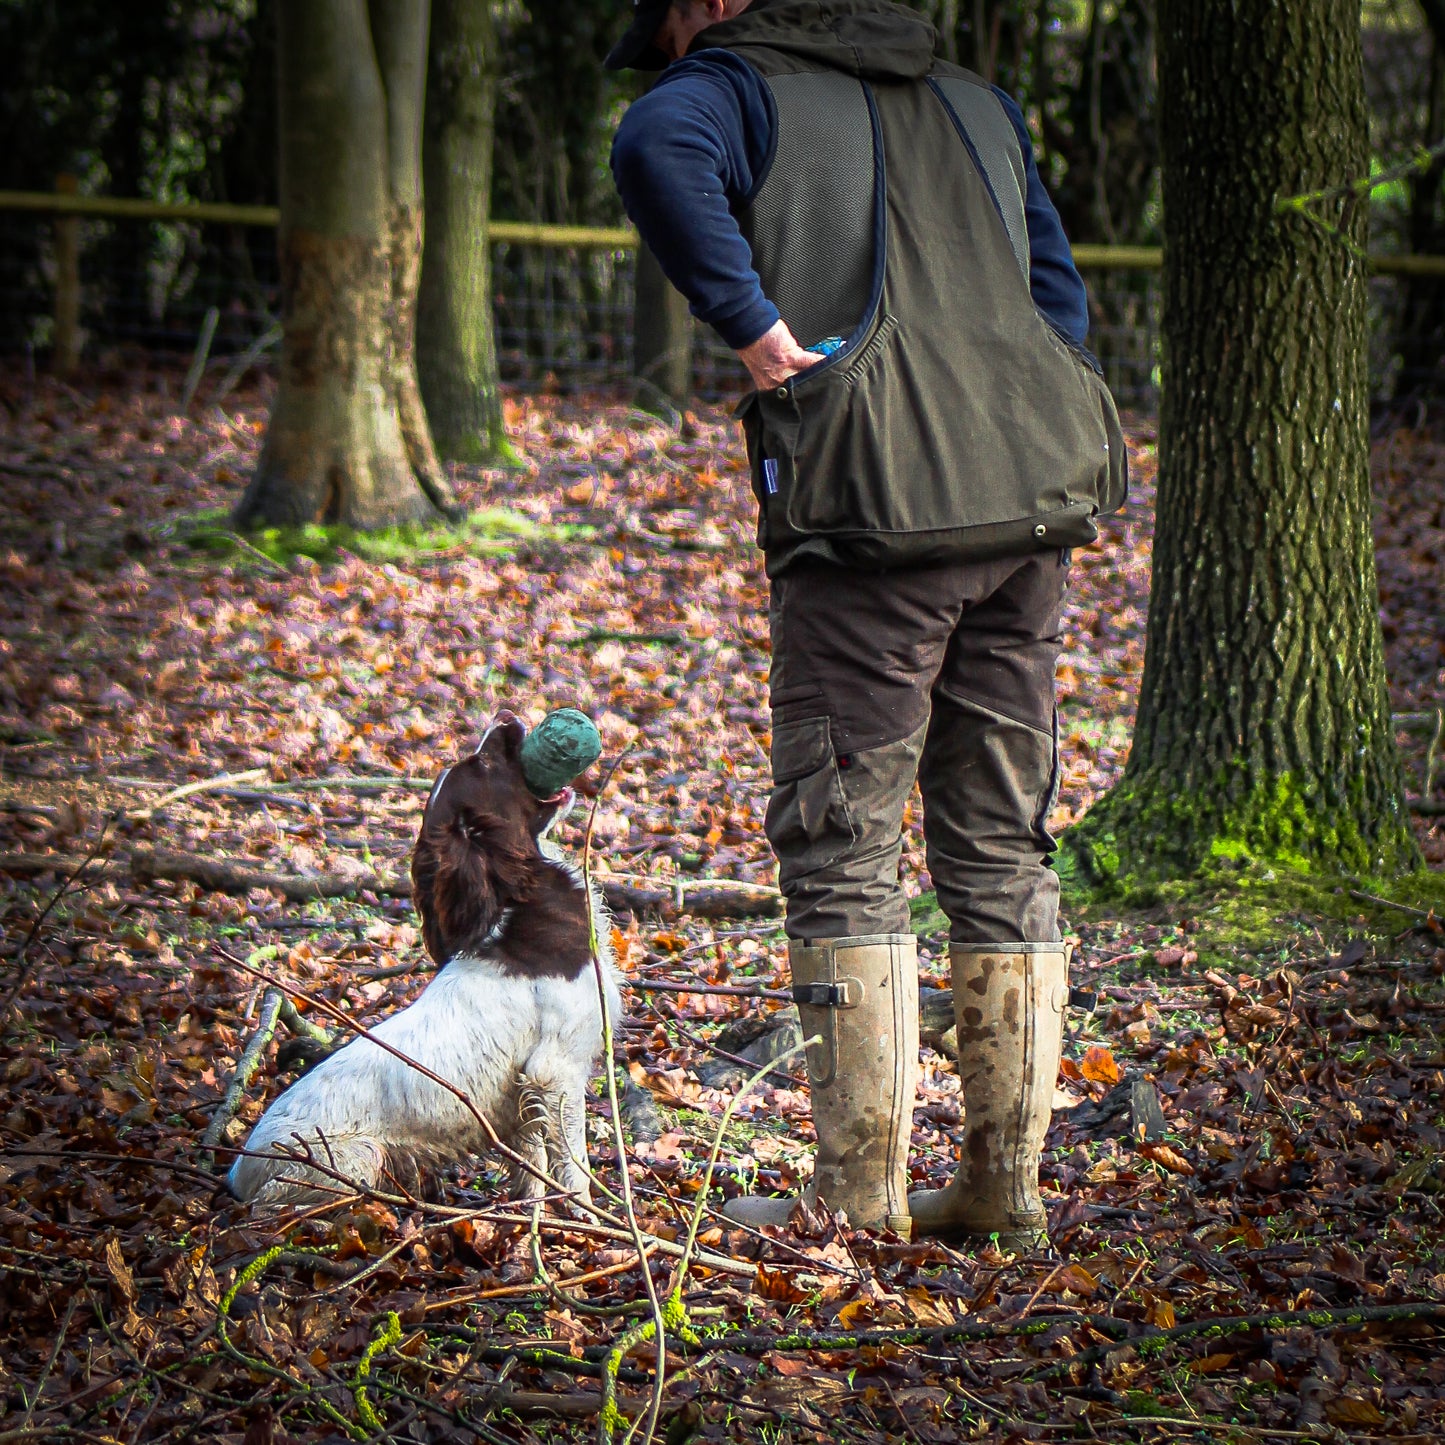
[993,87,1091,346]
[610,52,779,350]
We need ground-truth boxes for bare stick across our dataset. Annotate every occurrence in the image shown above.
[17,1289,80,1433]
[1425,706,1444,800]
[180,305,219,412]
[277,996,334,1045]
[202,984,286,1151]
[126,768,269,821]
[626,977,791,1002]
[1348,889,1432,920]
[666,1036,815,1296]
[580,754,669,1445]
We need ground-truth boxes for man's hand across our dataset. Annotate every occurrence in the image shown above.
[737,319,824,392]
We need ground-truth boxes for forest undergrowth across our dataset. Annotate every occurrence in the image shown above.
[0,366,1442,1444]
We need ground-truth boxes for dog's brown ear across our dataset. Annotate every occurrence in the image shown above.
[472,807,543,907]
[412,814,500,964]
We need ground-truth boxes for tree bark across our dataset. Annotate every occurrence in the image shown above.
[236,0,460,531]
[1067,0,1420,883]
[416,0,510,462]
[632,239,693,415]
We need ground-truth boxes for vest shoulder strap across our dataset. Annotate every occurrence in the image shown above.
[927,70,1030,279]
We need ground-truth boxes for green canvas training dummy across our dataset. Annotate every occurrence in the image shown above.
[519,708,602,798]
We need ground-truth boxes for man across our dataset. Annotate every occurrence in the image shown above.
[606,0,1124,1250]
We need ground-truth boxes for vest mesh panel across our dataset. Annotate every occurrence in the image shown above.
[746,71,877,349]
[929,75,1030,278]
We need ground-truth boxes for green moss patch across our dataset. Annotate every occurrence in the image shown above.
[1060,767,1421,894]
[910,861,1441,963]
[177,506,591,567]
[1070,861,1441,960]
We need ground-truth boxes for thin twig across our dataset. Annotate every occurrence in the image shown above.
[581,751,668,1445]
[0,812,116,1018]
[0,1145,224,1188]
[17,1290,79,1432]
[665,1037,815,1295]
[1348,889,1432,920]
[1025,1301,1445,1382]
[422,1252,659,1312]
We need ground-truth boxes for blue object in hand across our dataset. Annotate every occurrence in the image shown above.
[812,335,845,356]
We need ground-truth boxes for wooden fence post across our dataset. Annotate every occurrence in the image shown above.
[52,174,82,375]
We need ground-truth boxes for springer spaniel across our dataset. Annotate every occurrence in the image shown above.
[227,712,621,1208]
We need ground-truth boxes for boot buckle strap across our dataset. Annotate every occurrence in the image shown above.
[793,980,859,1009]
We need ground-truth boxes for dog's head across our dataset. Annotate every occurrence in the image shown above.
[411,711,575,965]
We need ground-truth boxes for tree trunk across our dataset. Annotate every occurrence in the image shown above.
[236,0,460,531]
[1066,0,1420,884]
[632,239,693,414]
[416,0,510,462]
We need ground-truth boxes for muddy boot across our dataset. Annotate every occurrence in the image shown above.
[723,935,918,1233]
[908,944,1067,1253]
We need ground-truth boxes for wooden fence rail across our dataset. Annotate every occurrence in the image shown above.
[6,187,1445,276]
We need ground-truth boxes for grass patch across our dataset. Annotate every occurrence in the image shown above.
[910,862,1442,962]
[176,506,592,567]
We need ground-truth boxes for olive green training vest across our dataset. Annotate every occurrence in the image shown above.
[707,28,1128,574]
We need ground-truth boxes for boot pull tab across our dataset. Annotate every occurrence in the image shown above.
[792,979,862,1008]
[793,976,864,1086]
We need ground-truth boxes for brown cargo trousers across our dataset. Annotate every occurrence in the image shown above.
[765,551,1068,944]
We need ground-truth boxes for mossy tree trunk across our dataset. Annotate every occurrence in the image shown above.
[236,0,460,531]
[1067,0,1421,884]
[416,0,511,463]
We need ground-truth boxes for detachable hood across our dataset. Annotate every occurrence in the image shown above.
[691,0,939,81]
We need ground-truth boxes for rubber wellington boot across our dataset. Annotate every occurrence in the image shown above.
[908,944,1067,1252]
[722,935,918,1233]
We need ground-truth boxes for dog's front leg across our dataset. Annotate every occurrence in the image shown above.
[509,1075,550,1203]
[551,1082,595,1214]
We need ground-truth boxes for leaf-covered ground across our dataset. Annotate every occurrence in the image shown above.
[1,370,1443,1445]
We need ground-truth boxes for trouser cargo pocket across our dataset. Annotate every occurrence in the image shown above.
[765,716,858,870]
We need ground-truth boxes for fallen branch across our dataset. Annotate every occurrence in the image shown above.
[1348,889,1435,920]
[594,873,782,919]
[0,849,782,918]
[203,970,286,1151]
[625,977,792,1002]
[1026,1301,1445,1382]
[0,849,397,901]
[0,1146,225,1188]
[126,768,269,821]
[133,847,390,901]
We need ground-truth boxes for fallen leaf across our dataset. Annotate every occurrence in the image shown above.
[1138,1141,1195,1175]
[1081,1045,1122,1085]
[1326,1396,1386,1426]
[1188,1353,1235,1374]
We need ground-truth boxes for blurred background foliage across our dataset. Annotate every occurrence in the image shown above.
[1,0,1443,399]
